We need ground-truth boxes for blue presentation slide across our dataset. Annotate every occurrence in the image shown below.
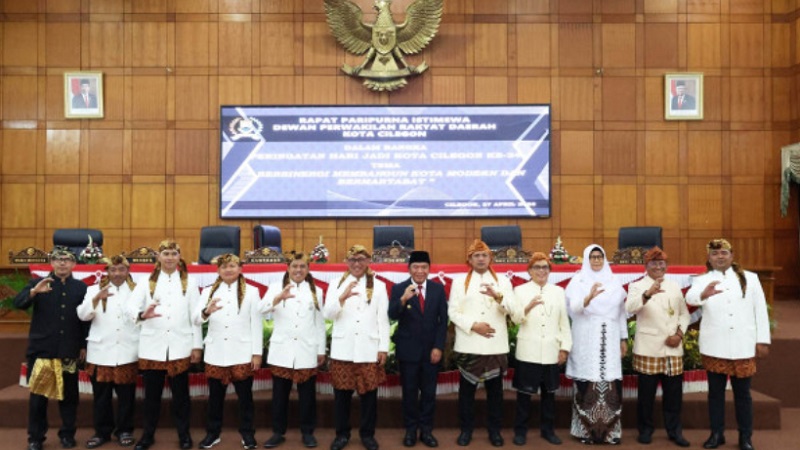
[220,105,550,218]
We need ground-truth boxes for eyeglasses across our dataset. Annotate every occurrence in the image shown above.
[530,265,550,271]
[589,255,605,260]
[51,257,74,263]
[347,257,369,264]
[646,261,667,268]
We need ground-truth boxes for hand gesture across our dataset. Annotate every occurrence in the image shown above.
[471,322,496,338]
[93,285,114,310]
[377,351,388,367]
[479,282,499,300]
[141,302,162,320]
[31,277,54,296]
[525,295,544,315]
[557,350,569,366]
[205,298,223,315]
[430,348,442,365]
[584,282,604,307]
[251,355,262,371]
[665,334,682,348]
[339,281,360,305]
[401,284,417,303]
[273,284,296,306]
[701,281,723,300]
[646,277,665,298]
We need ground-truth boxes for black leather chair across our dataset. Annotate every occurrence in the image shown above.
[480,225,522,250]
[253,225,282,252]
[373,225,414,249]
[618,226,663,250]
[198,226,241,264]
[52,228,104,258]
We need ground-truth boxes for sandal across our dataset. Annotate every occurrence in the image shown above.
[86,436,108,449]
[118,433,135,447]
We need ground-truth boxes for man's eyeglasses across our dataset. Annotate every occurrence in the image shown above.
[51,257,74,263]
[588,255,605,260]
[347,257,369,264]
[646,261,667,268]
[530,265,550,271]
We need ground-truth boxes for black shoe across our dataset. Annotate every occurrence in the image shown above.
[178,436,192,450]
[361,437,379,450]
[456,431,472,447]
[134,440,153,450]
[86,436,109,449]
[330,436,349,450]
[60,436,76,449]
[541,433,562,445]
[637,433,653,444]
[302,435,318,448]
[739,436,755,450]
[198,434,220,449]
[242,435,258,450]
[703,433,725,449]
[419,433,438,448]
[27,443,43,450]
[670,434,691,448]
[512,435,526,446]
[403,431,417,447]
[263,434,285,449]
[489,432,504,447]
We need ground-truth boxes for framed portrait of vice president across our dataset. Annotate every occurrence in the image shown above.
[64,72,104,119]
[664,73,703,120]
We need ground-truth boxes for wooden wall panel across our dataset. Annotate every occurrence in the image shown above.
[1,0,798,291]
[2,130,37,175]
[516,24,551,68]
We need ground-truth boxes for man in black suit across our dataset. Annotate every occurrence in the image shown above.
[389,251,448,448]
[671,80,696,110]
[71,79,98,109]
[14,247,89,450]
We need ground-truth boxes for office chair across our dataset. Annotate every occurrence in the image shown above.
[198,226,241,264]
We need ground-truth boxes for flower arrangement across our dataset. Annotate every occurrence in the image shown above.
[549,235,570,264]
[78,235,103,264]
[310,235,329,264]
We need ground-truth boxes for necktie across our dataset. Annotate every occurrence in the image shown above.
[678,96,683,108]
[84,95,89,107]
[417,284,425,313]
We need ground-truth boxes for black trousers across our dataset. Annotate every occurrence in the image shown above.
[272,375,316,436]
[206,376,254,438]
[140,369,191,442]
[26,359,79,444]
[399,360,438,433]
[636,371,684,437]
[707,370,753,438]
[514,390,556,436]
[334,388,377,439]
[458,373,503,434]
[90,375,136,439]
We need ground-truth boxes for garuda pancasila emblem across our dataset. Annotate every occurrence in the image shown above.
[324,0,443,91]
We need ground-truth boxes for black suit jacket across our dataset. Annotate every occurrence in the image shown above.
[388,279,448,363]
[14,273,89,360]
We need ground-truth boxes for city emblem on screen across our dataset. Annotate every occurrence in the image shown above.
[324,0,443,91]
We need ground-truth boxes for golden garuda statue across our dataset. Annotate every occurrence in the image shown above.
[324,0,443,91]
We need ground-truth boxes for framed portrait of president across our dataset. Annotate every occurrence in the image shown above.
[664,73,703,120]
[64,72,104,119]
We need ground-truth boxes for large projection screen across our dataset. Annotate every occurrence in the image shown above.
[220,105,550,218]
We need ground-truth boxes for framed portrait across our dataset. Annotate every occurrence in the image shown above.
[64,72,104,119]
[664,73,703,120]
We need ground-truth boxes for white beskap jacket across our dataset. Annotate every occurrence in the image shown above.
[511,281,571,364]
[129,271,203,361]
[448,270,517,355]
[77,282,140,366]
[262,280,326,370]
[686,269,770,359]
[626,276,690,358]
[195,280,263,367]
[323,273,390,363]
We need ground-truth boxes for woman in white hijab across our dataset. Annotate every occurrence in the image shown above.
[565,244,628,444]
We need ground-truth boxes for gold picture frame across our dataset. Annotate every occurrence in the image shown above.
[664,73,703,120]
[64,72,104,119]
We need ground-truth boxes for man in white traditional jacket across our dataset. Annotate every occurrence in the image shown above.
[511,252,571,446]
[77,255,140,449]
[261,252,326,449]
[129,240,203,450]
[195,254,263,449]
[448,239,517,447]
[625,247,691,447]
[323,245,390,450]
[686,239,770,450]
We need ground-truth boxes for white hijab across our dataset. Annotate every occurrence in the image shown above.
[565,244,625,316]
